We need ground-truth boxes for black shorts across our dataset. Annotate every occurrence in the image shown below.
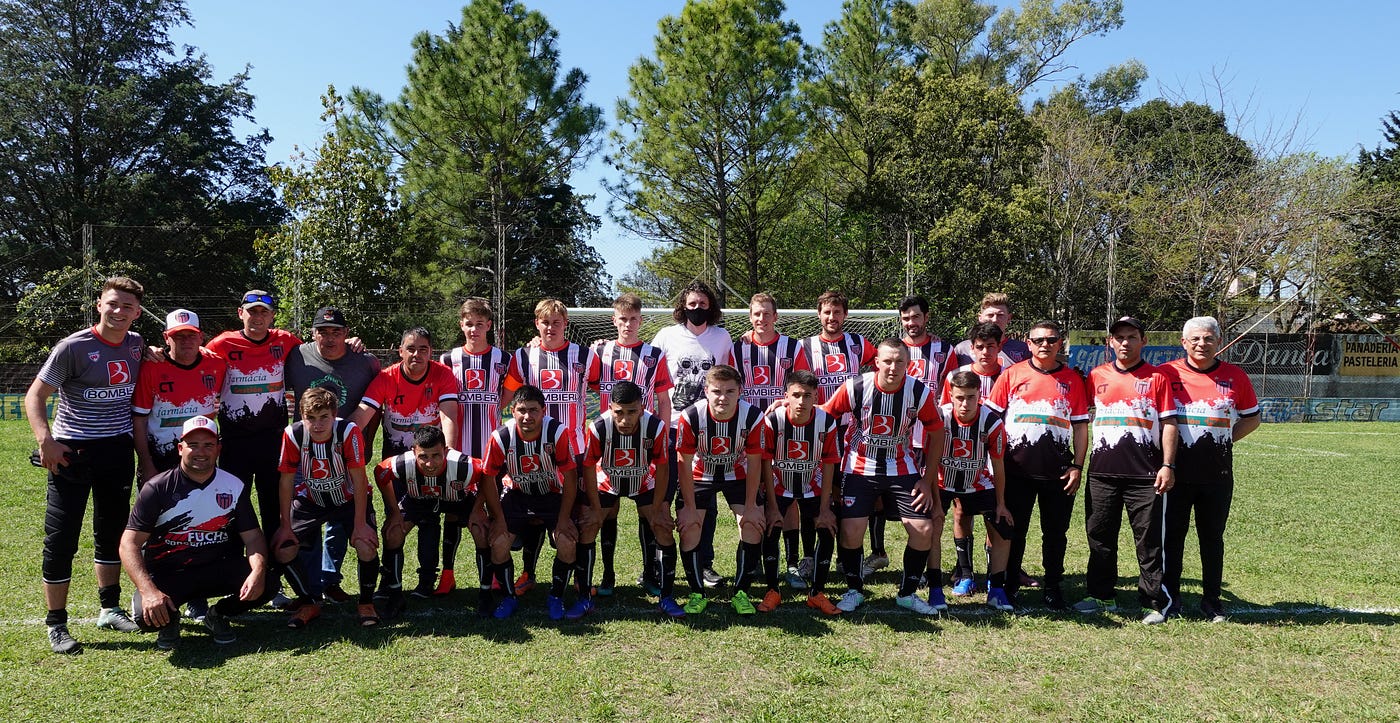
[775,495,824,521]
[600,489,655,510]
[289,497,377,547]
[399,494,477,526]
[837,474,929,520]
[941,488,1014,539]
[501,489,562,536]
[682,480,745,512]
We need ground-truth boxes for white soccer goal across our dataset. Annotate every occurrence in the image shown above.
[565,308,902,347]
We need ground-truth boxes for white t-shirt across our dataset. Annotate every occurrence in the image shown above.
[651,323,733,421]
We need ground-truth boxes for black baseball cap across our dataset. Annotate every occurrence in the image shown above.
[312,307,347,329]
[1109,316,1145,334]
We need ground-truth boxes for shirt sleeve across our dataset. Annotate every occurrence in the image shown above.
[232,490,259,535]
[859,337,877,366]
[552,426,577,473]
[276,426,300,473]
[341,423,368,469]
[36,336,74,390]
[822,380,853,417]
[1233,366,1261,416]
[743,412,765,456]
[675,412,698,455]
[649,425,669,465]
[481,433,506,477]
[652,353,674,394]
[582,423,603,467]
[986,370,1010,414]
[132,362,157,415]
[503,352,524,392]
[916,390,943,431]
[360,371,390,410]
[434,364,461,402]
[373,458,396,489]
[987,419,1006,459]
[819,418,841,464]
[125,479,161,532]
[1153,372,1177,419]
[939,373,953,406]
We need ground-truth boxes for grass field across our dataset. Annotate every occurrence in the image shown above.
[1,420,1397,721]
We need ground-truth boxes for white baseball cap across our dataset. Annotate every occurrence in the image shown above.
[180,415,220,440]
[165,308,201,335]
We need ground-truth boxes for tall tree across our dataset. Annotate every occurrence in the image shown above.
[0,0,280,309]
[352,0,605,346]
[607,0,807,304]
[1338,111,1400,331]
[898,0,1124,93]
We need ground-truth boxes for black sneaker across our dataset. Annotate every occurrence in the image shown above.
[1042,585,1066,610]
[375,591,407,620]
[48,625,82,655]
[475,592,496,618]
[156,623,181,650]
[410,580,435,599]
[1200,600,1227,623]
[203,605,236,644]
[701,567,725,589]
[185,598,209,623]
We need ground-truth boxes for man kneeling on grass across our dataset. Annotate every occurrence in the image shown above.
[120,416,270,649]
[271,387,381,628]
[930,372,1016,612]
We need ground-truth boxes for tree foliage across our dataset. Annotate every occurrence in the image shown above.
[352,0,607,345]
[256,87,415,345]
[607,0,807,304]
[0,0,281,309]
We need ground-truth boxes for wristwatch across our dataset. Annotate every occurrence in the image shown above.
[1161,463,1176,470]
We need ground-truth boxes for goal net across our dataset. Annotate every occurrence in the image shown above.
[564,308,902,347]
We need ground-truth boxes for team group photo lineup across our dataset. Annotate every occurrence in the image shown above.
[26,275,1260,654]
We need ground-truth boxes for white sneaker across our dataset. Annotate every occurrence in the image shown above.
[836,589,865,612]
[896,593,939,615]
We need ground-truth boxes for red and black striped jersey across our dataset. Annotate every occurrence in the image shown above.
[583,410,668,497]
[761,407,840,498]
[374,448,481,502]
[675,399,766,485]
[986,361,1091,479]
[481,417,576,496]
[589,340,673,414]
[441,346,509,459]
[1162,358,1260,483]
[277,418,367,508]
[505,343,600,456]
[733,331,811,409]
[823,373,941,477]
[1088,361,1177,479]
[360,361,460,459]
[804,333,876,405]
[905,336,958,389]
[935,404,1005,493]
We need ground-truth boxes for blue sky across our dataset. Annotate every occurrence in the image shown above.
[173,0,1400,281]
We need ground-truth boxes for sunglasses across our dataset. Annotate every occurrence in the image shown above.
[242,293,274,305]
[1028,336,1060,346]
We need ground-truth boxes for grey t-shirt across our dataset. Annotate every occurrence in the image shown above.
[284,342,381,419]
[37,327,144,439]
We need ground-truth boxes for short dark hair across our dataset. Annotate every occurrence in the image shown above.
[402,326,433,345]
[413,425,446,450]
[513,384,546,408]
[897,295,929,315]
[101,276,144,303]
[785,369,819,392]
[672,281,722,325]
[1030,320,1062,336]
[876,337,907,357]
[949,370,981,390]
[816,289,848,313]
[967,321,1003,344]
[610,380,643,406]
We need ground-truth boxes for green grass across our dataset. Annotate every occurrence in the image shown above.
[1,421,1397,721]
